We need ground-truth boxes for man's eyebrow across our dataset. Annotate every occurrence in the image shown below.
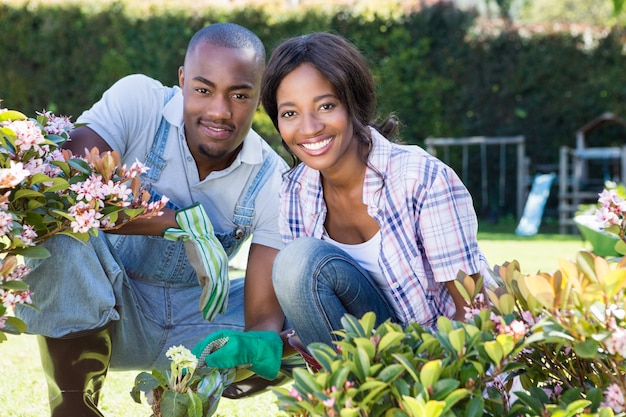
[193,76,253,91]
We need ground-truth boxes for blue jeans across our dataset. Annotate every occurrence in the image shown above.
[14,233,245,371]
[272,237,397,348]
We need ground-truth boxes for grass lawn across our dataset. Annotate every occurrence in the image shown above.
[0,218,594,416]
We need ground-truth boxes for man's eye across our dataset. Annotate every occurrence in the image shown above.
[196,88,208,94]
[233,93,248,100]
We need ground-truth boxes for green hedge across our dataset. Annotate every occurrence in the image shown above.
[3,2,626,217]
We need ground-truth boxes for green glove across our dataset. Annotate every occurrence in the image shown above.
[163,203,229,321]
[193,330,282,380]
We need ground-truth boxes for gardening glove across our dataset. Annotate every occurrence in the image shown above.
[192,329,283,380]
[163,203,229,321]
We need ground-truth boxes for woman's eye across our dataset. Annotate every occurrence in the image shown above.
[320,103,335,111]
[281,110,296,118]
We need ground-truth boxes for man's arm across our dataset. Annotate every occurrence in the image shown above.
[65,126,178,235]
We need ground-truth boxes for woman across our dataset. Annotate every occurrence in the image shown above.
[260,32,491,349]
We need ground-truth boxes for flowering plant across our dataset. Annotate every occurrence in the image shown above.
[595,183,626,255]
[131,344,236,417]
[274,250,626,417]
[0,105,167,341]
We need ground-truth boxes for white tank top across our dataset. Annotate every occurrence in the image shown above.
[321,230,402,317]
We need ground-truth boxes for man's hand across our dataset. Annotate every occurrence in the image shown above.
[193,330,282,380]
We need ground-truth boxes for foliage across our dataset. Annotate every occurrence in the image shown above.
[274,251,626,416]
[131,344,236,417]
[0,105,167,342]
[4,2,626,218]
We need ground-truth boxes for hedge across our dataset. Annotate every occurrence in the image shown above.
[2,2,626,218]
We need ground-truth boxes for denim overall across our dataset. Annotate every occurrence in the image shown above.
[17,87,280,371]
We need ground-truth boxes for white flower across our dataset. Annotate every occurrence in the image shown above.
[0,161,30,188]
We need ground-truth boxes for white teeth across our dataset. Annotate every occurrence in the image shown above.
[302,138,331,151]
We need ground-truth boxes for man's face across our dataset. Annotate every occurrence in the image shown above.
[179,41,262,174]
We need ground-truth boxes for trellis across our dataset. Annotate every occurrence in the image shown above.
[424,136,527,221]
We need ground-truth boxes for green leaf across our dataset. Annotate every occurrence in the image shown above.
[309,343,338,371]
[0,280,29,291]
[341,314,368,338]
[186,390,203,417]
[160,390,190,417]
[13,189,45,200]
[464,395,485,417]
[436,316,453,334]
[359,380,389,405]
[12,245,51,259]
[448,328,465,355]
[29,173,53,185]
[483,340,503,365]
[439,388,471,415]
[330,366,352,389]
[431,379,461,401]
[68,158,92,175]
[3,316,27,334]
[0,110,27,122]
[44,177,71,193]
[292,367,323,395]
[400,395,426,417]
[378,331,406,352]
[573,338,600,358]
[599,406,616,417]
[378,364,405,383]
[354,346,371,379]
[565,400,591,414]
[360,311,377,335]
[423,400,445,417]
[615,239,626,255]
[392,353,419,382]
[419,360,442,389]
[354,337,376,361]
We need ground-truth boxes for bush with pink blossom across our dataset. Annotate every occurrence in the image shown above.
[0,105,167,342]
[274,202,626,417]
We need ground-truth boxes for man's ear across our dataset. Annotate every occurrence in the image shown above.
[178,66,185,89]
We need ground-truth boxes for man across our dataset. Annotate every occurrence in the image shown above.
[16,22,293,416]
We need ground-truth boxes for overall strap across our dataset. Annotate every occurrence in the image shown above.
[231,151,280,231]
[142,87,177,181]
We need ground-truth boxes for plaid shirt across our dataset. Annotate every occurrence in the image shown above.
[278,128,490,327]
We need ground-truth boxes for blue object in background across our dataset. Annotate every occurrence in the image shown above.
[515,173,557,236]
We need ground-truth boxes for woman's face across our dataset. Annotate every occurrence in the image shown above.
[275,63,355,172]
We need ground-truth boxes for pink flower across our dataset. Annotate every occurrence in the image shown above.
[69,202,104,233]
[604,327,626,357]
[6,119,46,154]
[289,387,303,401]
[70,174,106,204]
[40,111,74,136]
[602,384,625,413]
[0,161,30,188]
[18,225,38,246]
[0,211,14,237]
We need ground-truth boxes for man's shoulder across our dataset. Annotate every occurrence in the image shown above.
[112,74,163,90]
[243,129,288,170]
